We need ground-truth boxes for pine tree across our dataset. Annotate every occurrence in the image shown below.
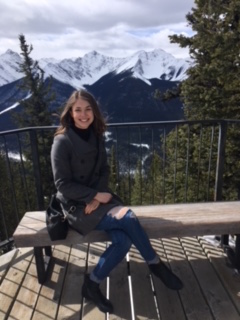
[169,0,240,120]
[131,159,144,205]
[109,145,118,193]
[15,34,55,127]
[164,124,219,203]
[167,0,240,200]
[13,35,56,208]
[145,151,164,204]
[0,152,27,247]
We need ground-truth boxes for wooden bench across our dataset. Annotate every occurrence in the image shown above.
[13,201,240,284]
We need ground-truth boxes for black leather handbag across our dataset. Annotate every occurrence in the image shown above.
[46,194,69,241]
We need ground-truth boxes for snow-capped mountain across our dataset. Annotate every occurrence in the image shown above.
[0,48,189,131]
[0,50,23,86]
[116,49,190,84]
[0,48,191,88]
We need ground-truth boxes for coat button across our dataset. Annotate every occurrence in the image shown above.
[80,175,84,179]
[80,159,85,164]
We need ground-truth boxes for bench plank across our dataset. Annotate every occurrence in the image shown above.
[13,201,240,248]
[12,201,240,285]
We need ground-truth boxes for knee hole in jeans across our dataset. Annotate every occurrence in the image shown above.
[124,209,137,219]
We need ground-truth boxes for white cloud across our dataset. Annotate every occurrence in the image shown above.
[0,0,195,60]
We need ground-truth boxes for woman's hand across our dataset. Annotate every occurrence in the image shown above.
[85,199,100,214]
[85,192,112,214]
[94,192,112,203]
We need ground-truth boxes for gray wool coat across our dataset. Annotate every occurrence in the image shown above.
[50,127,122,235]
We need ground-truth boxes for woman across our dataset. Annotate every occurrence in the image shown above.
[51,89,183,314]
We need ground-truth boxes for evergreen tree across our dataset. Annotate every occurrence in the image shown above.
[13,35,56,208]
[164,124,219,203]
[15,34,55,127]
[108,145,118,193]
[0,152,27,246]
[169,0,240,120]
[131,159,143,205]
[166,0,240,200]
[145,151,164,204]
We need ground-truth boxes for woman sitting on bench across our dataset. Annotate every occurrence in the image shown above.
[51,89,183,314]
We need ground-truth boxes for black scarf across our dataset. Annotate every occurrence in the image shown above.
[71,124,92,141]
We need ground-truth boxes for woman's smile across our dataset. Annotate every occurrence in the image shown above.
[71,98,94,129]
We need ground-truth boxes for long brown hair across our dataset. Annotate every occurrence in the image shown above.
[55,89,107,136]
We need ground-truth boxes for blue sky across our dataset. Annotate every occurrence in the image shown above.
[0,0,195,60]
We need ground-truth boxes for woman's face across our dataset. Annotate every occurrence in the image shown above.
[70,98,94,129]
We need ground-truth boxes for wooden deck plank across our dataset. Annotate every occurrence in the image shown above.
[0,249,18,283]
[199,236,240,314]
[162,237,214,320]
[81,242,106,320]
[57,244,88,320]
[181,237,240,320]
[31,245,72,320]
[8,251,42,320]
[1,236,240,320]
[0,248,33,320]
[129,245,159,320]
[4,249,39,320]
[150,238,186,320]
[109,253,132,320]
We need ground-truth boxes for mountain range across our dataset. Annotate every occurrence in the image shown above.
[0,48,192,131]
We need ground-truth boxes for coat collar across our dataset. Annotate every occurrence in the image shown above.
[65,127,98,157]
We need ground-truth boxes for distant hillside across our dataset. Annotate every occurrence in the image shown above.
[0,70,183,131]
[0,78,75,131]
[85,70,183,123]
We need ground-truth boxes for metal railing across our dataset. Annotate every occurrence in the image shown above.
[1,119,240,252]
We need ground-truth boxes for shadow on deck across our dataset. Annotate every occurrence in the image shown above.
[0,237,240,320]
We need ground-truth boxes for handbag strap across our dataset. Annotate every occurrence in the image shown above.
[59,202,77,220]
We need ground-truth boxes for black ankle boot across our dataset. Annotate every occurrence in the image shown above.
[82,274,114,313]
[149,261,183,290]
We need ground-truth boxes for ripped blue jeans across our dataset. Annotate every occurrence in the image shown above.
[91,209,157,282]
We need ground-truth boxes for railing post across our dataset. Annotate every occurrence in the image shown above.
[214,121,228,245]
[29,130,45,210]
[214,121,227,201]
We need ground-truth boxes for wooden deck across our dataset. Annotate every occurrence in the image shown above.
[0,237,240,320]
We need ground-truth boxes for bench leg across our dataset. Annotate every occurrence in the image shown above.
[221,234,229,246]
[235,234,240,270]
[34,246,52,284]
[45,246,52,257]
[224,234,240,270]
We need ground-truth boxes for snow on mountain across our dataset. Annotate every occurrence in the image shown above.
[0,92,31,115]
[39,57,60,68]
[116,49,190,84]
[0,49,23,86]
[0,48,191,88]
[42,51,125,88]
